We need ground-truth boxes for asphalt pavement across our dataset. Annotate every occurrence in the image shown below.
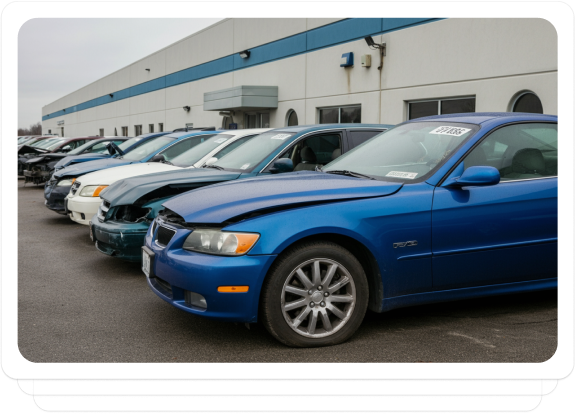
[18,179,558,363]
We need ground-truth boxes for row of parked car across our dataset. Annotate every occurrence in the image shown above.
[21,112,558,347]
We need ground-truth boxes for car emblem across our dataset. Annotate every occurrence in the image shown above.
[393,241,418,248]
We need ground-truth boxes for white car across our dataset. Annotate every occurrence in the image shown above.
[65,129,270,225]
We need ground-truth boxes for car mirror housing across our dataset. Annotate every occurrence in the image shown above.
[149,154,166,163]
[269,158,294,174]
[444,166,500,188]
[61,145,72,153]
[204,157,218,166]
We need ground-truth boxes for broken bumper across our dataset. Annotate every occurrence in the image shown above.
[44,182,71,214]
[92,214,151,262]
[23,169,51,184]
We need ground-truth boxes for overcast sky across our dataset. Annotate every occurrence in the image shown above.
[18,18,222,129]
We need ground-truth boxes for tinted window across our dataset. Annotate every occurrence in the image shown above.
[283,133,342,172]
[122,137,176,161]
[409,101,437,120]
[441,98,475,115]
[463,123,557,180]
[319,108,339,124]
[340,106,361,123]
[158,136,208,161]
[348,130,383,148]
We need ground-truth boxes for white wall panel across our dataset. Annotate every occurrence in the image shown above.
[165,20,234,75]
[305,91,381,124]
[233,18,306,53]
[306,37,383,99]
[381,18,557,90]
[129,89,166,115]
[233,54,306,102]
[165,72,233,109]
[130,49,166,87]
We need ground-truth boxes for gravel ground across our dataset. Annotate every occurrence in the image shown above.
[18,179,558,363]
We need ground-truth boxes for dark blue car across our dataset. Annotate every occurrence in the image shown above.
[143,113,557,347]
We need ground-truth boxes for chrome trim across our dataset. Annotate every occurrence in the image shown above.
[258,127,387,173]
[154,224,177,248]
[499,176,557,183]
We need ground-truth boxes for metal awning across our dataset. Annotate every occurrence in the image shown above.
[203,85,278,111]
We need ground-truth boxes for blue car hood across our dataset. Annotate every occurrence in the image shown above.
[100,168,242,206]
[54,158,132,179]
[55,153,110,170]
[164,171,403,224]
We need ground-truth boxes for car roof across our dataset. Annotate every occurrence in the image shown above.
[406,112,557,125]
[270,123,394,134]
[162,130,223,139]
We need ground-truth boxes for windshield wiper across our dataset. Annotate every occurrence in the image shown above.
[324,170,375,180]
[204,164,225,170]
[161,160,173,165]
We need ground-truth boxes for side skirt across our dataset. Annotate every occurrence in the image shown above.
[379,278,557,312]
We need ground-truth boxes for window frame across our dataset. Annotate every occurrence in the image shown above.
[317,104,362,124]
[437,121,558,186]
[511,91,543,114]
[407,96,476,121]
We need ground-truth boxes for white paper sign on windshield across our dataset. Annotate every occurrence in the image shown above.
[429,126,471,136]
[270,134,292,140]
[214,138,228,144]
[386,171,418,179]
[240,163,251,170]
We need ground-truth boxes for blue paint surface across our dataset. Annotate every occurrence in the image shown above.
[145,113,557,323]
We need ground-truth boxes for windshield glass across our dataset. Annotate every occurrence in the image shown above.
[170,134,232,167]
[323,122,479,182]
[118,137,141,151]
[68,140,95,155]
[46,139,67,151]
[213,131,297,172]
[33,138,62,148]
[121,136,176,161]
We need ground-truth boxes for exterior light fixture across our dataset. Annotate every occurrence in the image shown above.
[63,109,66,112]
[238,50,250,59]
[364,36,386,70]
[109,93,114,98]
[145,68,150,71]
[183,106,191,112]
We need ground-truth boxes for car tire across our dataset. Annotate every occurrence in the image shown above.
[260,241,369,347]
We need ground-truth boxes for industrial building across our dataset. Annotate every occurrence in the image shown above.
[41,18,557,136]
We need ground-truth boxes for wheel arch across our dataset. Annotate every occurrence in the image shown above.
[259,232,383,313]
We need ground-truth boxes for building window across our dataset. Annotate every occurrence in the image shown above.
[286,110,298,126]
[149,124,154,133]
[99,128,104,137]
[159,123,164,132]
[408,97,476,120]
[318,105,361,124]
[244,112,270,129]
[48,129,51,134]
[121,126,128,137]
[134,125,142,136]
[512,92,543,114]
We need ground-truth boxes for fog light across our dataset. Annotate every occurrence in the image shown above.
[185,291,207,309]
[81,213,86,220]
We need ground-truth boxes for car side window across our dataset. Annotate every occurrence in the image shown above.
[463,123,557,181]
[158,136,206,161]
[292,133,342,172]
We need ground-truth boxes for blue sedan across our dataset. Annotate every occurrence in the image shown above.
[143,113,557,347]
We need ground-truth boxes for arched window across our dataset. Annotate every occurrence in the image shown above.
[512,92,543,114]
[286,110,298,126]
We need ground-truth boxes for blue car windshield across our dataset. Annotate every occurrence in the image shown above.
[323,121,480,182]
[121,136,176,161]
[170,134,233,167]
[213,131,297,172]
[118,136,143,152]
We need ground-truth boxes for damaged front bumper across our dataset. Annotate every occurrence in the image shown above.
[92,213,151,262]
[24,169,51,185]
[44,181,72,214]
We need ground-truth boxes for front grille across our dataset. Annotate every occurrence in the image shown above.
[71,181,81,195]
[155,225,176,247]
[97,200,110,221]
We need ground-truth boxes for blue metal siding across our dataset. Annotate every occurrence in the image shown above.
[43,17,443,121]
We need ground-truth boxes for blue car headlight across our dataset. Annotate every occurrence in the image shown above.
[183,229,259,256]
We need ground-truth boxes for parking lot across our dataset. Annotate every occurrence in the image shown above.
[18,179,557,363]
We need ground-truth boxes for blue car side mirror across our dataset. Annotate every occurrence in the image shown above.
[270,158,294,174]
[444,166,500,188]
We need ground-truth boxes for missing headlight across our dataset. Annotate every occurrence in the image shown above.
[113,205,151,223]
